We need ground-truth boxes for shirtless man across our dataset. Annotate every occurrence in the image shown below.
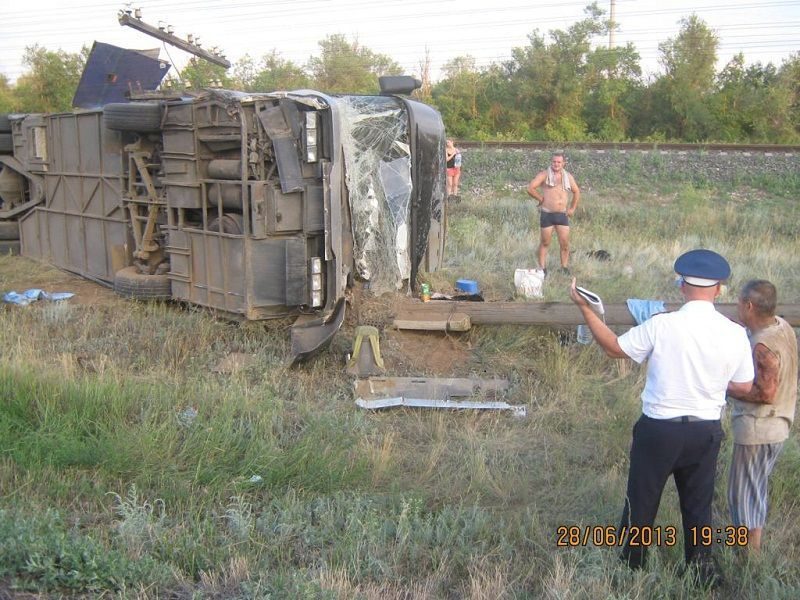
[526,153,581,274]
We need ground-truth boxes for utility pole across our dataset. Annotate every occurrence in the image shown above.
[609,0,616,48]
[417,47,433,101]
[118,8,231,69]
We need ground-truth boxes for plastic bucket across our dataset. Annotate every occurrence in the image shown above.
[456,279,479,294]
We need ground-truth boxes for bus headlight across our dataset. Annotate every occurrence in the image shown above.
[310,256,323,307]
[305,111,318,163]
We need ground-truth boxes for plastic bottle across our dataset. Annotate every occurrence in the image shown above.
[420,283,431,302]
[576,324,593,345]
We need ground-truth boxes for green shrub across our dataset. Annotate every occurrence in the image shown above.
[0,508,172,594]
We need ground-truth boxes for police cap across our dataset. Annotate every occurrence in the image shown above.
[674,249,731,287]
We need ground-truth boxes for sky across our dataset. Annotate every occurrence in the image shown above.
[1,0,798,85]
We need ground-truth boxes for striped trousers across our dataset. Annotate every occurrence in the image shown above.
[728,442,784,529]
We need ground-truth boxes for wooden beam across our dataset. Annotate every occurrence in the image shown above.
[394,301,800,327]
[393,312,471,331]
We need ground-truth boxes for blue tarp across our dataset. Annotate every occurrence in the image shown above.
[3,289,74,306]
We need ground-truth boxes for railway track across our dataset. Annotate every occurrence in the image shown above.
[457,140,799,154]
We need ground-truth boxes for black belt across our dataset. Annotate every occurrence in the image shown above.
[661,415,713,423]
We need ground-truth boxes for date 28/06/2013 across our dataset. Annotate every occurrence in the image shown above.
[555,525,749,548]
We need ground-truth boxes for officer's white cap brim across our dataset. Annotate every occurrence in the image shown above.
[682,275,720,287]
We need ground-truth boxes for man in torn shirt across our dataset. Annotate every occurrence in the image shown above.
[727,279,798,552]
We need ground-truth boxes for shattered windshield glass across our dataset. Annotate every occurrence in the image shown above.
[337,95,412,293]
[209,90,420,296]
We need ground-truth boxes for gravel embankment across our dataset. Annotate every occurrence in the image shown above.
[461,147,800,193]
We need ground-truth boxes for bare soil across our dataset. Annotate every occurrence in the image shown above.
[383,328,472,374]
[0,257,121,307]
[2,257,474,376]
[344,284,473,376]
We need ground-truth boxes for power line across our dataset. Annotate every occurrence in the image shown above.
[0,0,797,80]
[2,0,797,30]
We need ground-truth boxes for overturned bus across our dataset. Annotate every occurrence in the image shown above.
[0,77,447,362]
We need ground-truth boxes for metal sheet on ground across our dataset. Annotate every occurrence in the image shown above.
[356,396,526,417]
[354,376,510,400]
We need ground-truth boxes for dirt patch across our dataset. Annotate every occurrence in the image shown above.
[3,257,474,375]
[382,328,472,375]
[341,284,474,376]
[45,277,120,307]
[0,257,121,307]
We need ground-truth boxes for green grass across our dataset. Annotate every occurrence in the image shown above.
[1,155,800,597]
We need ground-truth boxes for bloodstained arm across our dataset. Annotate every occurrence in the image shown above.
[728,343,779,404]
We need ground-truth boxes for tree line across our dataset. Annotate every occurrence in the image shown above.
[1,4,798,144]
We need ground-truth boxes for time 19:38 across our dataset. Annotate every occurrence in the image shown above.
[690,526,749,547]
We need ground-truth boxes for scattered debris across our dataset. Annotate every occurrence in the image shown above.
[354,375,524,415]
[587,249,612,261]
[514,268,545,298]
[356,396,526,417]
[2,288,75,305]
[430,291,484,302]
[177,406,198,428]
[355,376,509,398]
[346,325,385,376]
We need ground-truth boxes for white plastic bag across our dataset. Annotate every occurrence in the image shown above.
[514,268,545,298]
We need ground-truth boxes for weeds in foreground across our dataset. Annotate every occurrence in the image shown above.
[224,495,254,541]
[1,160,799,597]
[109,484,167,558]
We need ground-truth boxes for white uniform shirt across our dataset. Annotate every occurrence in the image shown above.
[618,301,754,420]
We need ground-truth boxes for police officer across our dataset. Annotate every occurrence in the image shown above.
[569,249,754,578]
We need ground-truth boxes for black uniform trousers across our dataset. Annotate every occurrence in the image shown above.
[619,414,724,568]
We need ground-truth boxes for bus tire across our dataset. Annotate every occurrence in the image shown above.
[103,103,163,133]
[113,266,172,300]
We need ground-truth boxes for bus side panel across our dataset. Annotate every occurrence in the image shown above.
[20,110,131,282]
